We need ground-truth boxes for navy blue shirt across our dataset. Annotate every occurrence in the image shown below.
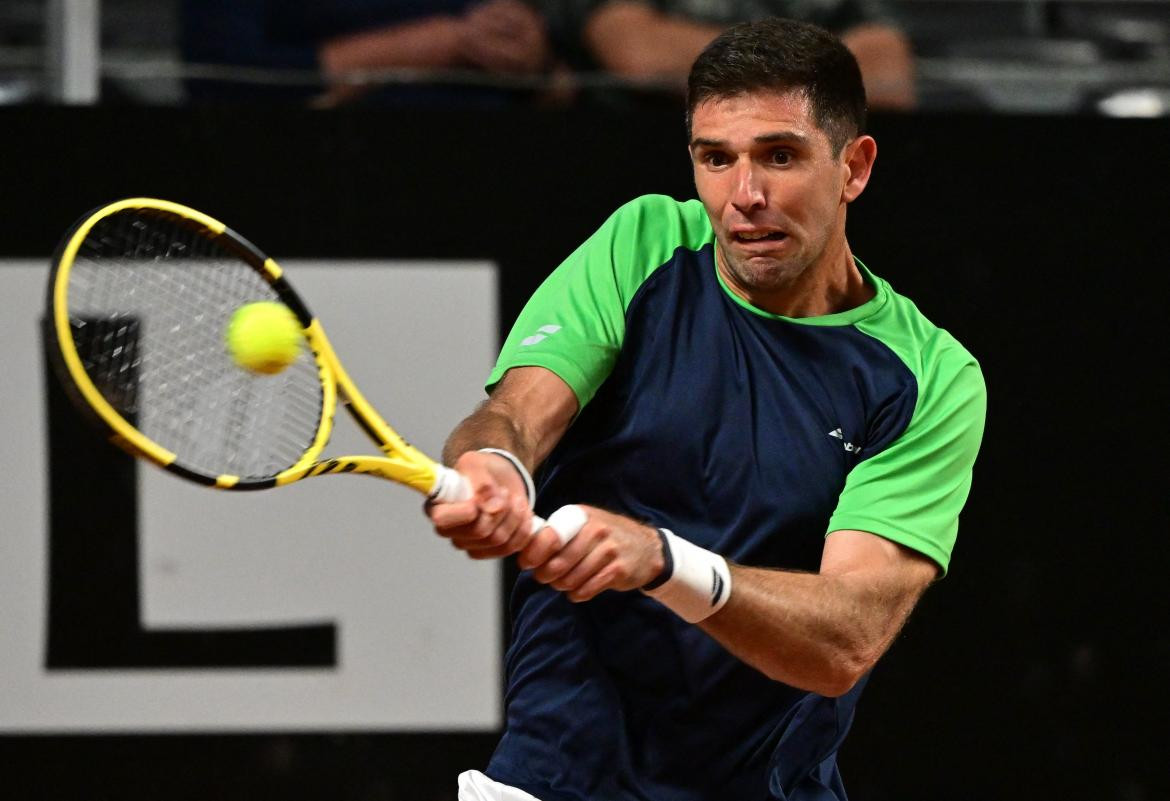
[485,196,986,800]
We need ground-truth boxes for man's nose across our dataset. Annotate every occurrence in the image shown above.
[730,163,765,212]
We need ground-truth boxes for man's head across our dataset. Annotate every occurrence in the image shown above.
[687,18,866,157]
[686,21,877,316]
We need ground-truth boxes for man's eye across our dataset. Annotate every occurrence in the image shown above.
[704,152,730,167]
[771,150,791,165]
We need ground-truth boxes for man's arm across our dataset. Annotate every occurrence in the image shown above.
[839,23,916,109]
[427,366,579,559]
[519,516,936,697]
[318,17,467,76]
[460,0,552,74]
[583,3,720,78]
[441,365,577,470]
[582,2,916,108]
[315,0,551,106]
[700,529,937,696]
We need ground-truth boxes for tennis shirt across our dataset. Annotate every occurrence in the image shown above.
[483,194,986,801]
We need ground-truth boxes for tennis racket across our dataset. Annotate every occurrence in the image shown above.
[45,197,575,538]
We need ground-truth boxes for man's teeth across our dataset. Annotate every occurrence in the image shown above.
[738,231,779,240]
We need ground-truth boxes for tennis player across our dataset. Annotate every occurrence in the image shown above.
[428,18,986,801]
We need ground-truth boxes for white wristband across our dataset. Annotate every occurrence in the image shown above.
[640,529,732,623]
[477,448,536,507]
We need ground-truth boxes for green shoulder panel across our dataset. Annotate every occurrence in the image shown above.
[828,283,988,574]
[487,195,713,408]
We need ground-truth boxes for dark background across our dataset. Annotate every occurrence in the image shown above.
[1,105,1167,800]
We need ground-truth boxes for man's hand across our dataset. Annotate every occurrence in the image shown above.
[518,506,666,602]
[428,366,578,560]
[426,450,535,560]
[460,0,550,74]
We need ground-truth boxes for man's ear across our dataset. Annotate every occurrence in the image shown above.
[841,135,877,203]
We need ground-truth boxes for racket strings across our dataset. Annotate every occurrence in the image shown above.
[64,209,327,479]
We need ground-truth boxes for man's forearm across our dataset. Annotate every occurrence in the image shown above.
[841,24,916,109]
[442,402,533,467]
[440,367,579,470]
[698,549,935,696]
[318,17,466,74]
[584,3,721,77]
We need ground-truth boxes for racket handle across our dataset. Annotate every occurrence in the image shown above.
[540,504,587,546]
[430,466,583,542]
[430,465,474,503]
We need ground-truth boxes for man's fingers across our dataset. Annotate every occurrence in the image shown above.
[516,527,563,570]
[461,525,529,560]
[552,542,617,594]
[529,530,595,584]
[495,500,537,554]
[427,500,481,532]
[431,485,520,549]
[478,486,509,515]
[518,504,588,569]
[566,562,624,603]
[463,487,518,539]
[454,493,532,556]
[460,541,518,560]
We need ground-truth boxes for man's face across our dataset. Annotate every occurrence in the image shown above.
[689,90,866,307]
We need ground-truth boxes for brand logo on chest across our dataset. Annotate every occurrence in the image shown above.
[827,428,862,456]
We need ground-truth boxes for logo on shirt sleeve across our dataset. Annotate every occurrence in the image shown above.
[520,324,562,346]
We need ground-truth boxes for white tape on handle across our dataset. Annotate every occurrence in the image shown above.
[430,465,472,503]
[542,504,588,547]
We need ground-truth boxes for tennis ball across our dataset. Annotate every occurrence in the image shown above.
[225,301,303,375]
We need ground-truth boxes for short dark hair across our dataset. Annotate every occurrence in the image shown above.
[686,18,867,155]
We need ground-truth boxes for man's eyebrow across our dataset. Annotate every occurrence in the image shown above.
[689,131,811,148]
[754,131,810,146]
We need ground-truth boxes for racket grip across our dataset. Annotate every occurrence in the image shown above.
[540,504,587,547]
[430,464,473,503]
[429,466,582,542]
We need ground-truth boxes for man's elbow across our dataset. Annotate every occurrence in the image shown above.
[815,660,870,697]
[761,647,877,697]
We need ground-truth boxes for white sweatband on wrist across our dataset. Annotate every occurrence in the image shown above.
[641,529,732,623]
[477,448,536,507]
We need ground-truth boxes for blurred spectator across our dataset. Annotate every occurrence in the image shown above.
[181,0,912,108]
[546,0,916,108]
[181,0,553,105]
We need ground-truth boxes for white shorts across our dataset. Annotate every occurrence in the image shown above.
[457,770,545,801]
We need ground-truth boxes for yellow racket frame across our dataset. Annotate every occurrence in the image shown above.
[50,197,449,497]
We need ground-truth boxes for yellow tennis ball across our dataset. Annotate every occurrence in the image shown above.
[225,301,303,375]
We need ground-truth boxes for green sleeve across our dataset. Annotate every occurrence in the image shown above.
[827,331,988,575]
[486,195,712,408]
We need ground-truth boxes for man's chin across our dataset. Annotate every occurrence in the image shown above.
[727,255,805,290]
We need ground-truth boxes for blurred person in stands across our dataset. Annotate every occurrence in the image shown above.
[546,0,916,108]
[181,0,554,105]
